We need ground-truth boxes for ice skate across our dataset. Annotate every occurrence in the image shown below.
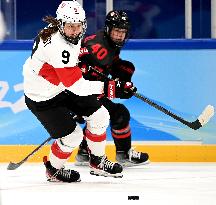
[89,154,123,178]
[116,148,150,167]
[43,156,81,182]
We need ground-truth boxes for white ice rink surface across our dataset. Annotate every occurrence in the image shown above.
[1,163,216,205]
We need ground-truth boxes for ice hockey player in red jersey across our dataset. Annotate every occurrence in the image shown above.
[75,10,149,167]
[23,1,134,182]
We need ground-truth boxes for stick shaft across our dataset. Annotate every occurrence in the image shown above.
[89,66,201,130]
[20,136,52,163]
[134,92,192,127]
[7,136,52,170]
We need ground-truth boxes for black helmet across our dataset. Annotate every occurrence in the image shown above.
[105,10,130,47]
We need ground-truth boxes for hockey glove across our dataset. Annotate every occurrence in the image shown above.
[104,80,137,100]
[121,82,137,99]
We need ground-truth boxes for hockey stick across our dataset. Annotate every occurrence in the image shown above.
[88,66,214,130]
[7,136,52,170]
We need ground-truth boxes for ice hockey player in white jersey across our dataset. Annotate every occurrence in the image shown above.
[22,1,134,182]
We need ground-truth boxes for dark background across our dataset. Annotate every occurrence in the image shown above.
[1,0,211,39]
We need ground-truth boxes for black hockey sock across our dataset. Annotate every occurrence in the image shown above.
[113,136,131,153]
[111,125,132,153]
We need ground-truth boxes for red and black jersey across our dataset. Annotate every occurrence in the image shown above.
[79,31,135,82]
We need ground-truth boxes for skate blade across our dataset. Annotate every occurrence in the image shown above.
[74,161,89,166]
[90,168,123,178]
[120,159,150,167]
[47,177,81,183]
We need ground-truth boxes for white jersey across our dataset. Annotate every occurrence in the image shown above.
[23,31,104,102]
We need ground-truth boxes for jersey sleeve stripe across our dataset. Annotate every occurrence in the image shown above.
[39,63,60,86]
[54,66,82,87]
[39,63,82,87]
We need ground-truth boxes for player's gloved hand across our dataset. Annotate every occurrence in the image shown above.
[104,80,137,100]
[79,64,104,80]
[121,81,137,99]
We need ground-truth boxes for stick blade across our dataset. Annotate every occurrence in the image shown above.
[7,161,22,170]
[198,105,215,126]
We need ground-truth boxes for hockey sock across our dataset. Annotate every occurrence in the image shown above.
[84,129,106,156]
[49,139,73,169]
[111,124,132,153]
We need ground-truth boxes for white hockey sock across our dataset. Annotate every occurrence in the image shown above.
[49,125,83,169]
[49,139,73,169]
[85,129,106,157]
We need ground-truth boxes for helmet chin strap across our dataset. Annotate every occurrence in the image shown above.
[62,32,80,45]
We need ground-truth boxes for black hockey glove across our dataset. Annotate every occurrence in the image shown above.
[104,80,137,100]
[121,82,137,99]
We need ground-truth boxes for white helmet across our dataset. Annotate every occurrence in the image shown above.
[56,1,87,44]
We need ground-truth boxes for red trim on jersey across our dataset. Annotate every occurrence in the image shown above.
[119,65,134,75]
[38,63,60,86]
[54,66,82,87]
[83,34,96,44]
[51,141,72,159]
[85,129,106,142]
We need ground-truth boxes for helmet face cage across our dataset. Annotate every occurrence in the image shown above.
[58,19,87,45]
[56,1,87,44]
[105,10,130,47]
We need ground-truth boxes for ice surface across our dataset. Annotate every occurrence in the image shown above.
[1,162,216,205]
